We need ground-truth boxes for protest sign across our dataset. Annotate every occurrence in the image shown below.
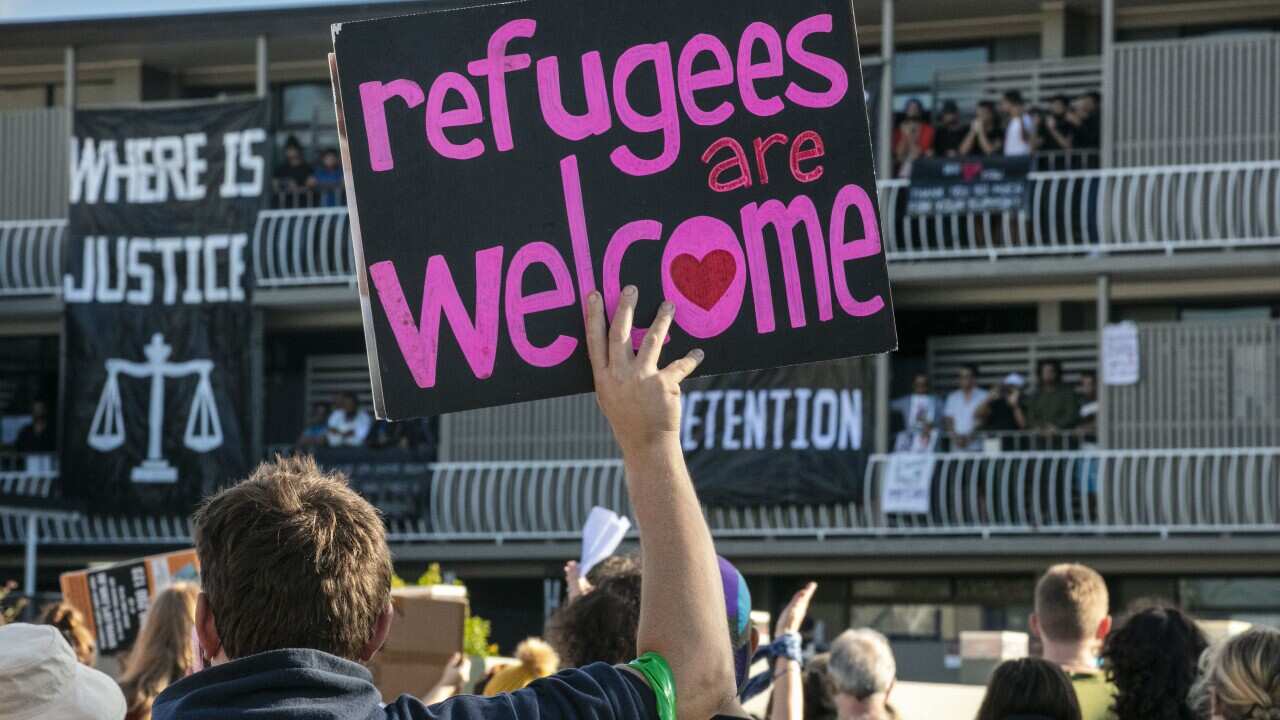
[368,584,468,702]
[59,548,200,654]
[681,358,871,505]
[331,0,896,419]
[881,453,934,515]
[61,100,266,515]
[906,156,1032,216]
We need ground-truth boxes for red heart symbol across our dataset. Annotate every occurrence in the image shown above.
[961,161,983,182]
[670,250,736,311]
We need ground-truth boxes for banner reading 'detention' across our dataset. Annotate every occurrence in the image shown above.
[61,100,267,516]
[332,0,897,419]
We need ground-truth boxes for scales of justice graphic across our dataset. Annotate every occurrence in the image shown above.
[88,332,223,483]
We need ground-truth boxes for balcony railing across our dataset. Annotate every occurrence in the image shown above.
[251,206,354,288]
[0,219,64,297]
[2,447,1276,546]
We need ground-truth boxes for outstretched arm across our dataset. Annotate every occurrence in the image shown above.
[770,583,818,720]
[585,287,736,720]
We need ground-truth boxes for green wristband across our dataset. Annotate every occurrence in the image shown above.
[628,652,677,720]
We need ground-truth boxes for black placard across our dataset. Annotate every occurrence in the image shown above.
[331,0,896,420]
[681,359,871,505]
[61,99,267,516]
[906,156,1033,215]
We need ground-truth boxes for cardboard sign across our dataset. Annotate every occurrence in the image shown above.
[906,156,1032,216]
[331,0,896,419]
[59,548,200,654]
[367,584,468,702]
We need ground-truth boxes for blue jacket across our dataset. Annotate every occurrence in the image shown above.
[153,648,656,720]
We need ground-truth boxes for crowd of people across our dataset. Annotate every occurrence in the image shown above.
[272,136,345,207]
[891,91,1103,177]
[1,289,1276,720]
[295,390,435,451]
[892,359,1097,453]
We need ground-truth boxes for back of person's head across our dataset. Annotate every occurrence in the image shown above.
[482,637,559,696]
[193,455,392,660]
[546,567,642,666]
[1193,626,1280,720]
[718,556,755,688]
[1101,604,1208,720]
[1033,563,1110,644]
[0,622,127,720]
[976,657,1082,720]
[803,652,840,720]
[1003,89,1025,106]
[585,553,639,586]
[118,582,199,718]
[39,601,96,666]
[828,628,896,700]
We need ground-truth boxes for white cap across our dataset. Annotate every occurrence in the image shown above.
[1002,372,1026,387]
[0,623,127,720]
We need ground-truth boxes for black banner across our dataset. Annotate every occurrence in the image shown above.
[332,0,896,420]
[61,99,268,515]
[906,156,1032,215]
[309,445,435,520]
[681,358,872,506]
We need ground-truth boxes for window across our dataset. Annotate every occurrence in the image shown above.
[893,45,989,113]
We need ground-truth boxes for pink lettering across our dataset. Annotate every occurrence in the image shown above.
[789,130,825,182]
[751,132,788,184]
[784,14,849,109]
[537,52,612,141]
[828,184,885,317]
[505,241,578,367]
[740,195,833,332]
[736,22,785,117]
[466,18,536,153]
[559,155,598,315]
[358,79,425,172]
[610,42,681,176]
[604,219,665,348]
[676,34,735,126]
[426,72,485,160]
[661,215,746,339]
[368,249,504,388]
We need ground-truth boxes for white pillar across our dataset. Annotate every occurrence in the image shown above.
[255,35,269,98]
[24,515,38,598]
[63,46,77,109]
[1100,0,1115,167]
[1095,275,1110,448]
[874,0,894,456]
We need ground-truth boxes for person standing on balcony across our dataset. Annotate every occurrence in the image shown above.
[273,136,316,207]
[976,373,1028,434]
[326,391,371,447]
[890,373,942,452]
[892,99,934,178]
[1069,92,1102,151]
[959,100,1003,156]
[14,398,55,453]
[1030,564,1117,720]
[999,90,1039,157]
[1040,95,1076,155]
[1026,359,1081,433]
[943,364,987,451]
[932,100,968,158]
[313,148,344,207]
[1076,370,1098,437]
[296,401,330,449]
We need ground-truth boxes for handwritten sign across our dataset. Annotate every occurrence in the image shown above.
[1102,322,1140,385]
[331,0,895,418]
[907,156,1032,216]
[881,453,934,515]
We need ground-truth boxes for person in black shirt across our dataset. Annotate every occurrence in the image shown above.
[933,100,968,158]
[959,100,1003,156]
[1040,95,1075,153]
[273,137,316,191]
[1070,92,1101,150]
[14,399,55,453]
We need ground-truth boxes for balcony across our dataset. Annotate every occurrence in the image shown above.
[3,447,1277,549]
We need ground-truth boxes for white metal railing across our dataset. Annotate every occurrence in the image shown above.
[251,206,354,287]
[0,453,57,502]
[1,448,1276,545]
[932,56,1102,110]
[0,219,65,297]
[879,160,1280,260]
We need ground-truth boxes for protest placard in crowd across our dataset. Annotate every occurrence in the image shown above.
[58,548,200,654]
[331,0,895,419]
[906,156,1032,216]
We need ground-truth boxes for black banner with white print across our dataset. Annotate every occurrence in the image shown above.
[61,99,268,515]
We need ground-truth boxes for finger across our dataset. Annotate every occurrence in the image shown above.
[636,300,674,370]
[660,348,704,383]
[584,291,608,375]
[609,286,638,367]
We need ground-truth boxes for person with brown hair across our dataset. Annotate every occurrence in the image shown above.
[1030,563,1116,720]
[39,600,97,666]
[1192,626,1280,720]
[117,583,199,720]
[1100,605,1208,720]
[975,657,1083,720]
[152,287,738,720]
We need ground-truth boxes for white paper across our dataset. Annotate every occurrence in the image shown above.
[579,506,631,577]
[1102,322,1140,385]
[882,454,935,514]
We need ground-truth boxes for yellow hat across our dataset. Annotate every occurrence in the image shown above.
[482,638,559,696]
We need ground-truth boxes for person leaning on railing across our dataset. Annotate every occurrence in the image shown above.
[1025,359,1081,432]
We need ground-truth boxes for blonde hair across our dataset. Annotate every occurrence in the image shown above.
[39,601,96,666]
[117,582,199,720]
[1194,627,1280,720]
[1034,563,1109,643]
[483,638,559,696]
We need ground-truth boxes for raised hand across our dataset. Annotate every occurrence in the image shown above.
[775,582,818,638]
